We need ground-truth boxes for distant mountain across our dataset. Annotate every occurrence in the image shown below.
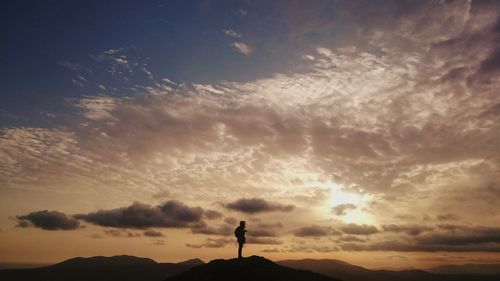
[428,263,500,275]
[0,255,199,281]
[278,258,500,281]
[278,259,373,281]
[176,258,205,267]
[166,255,340,281]
[2,255,499,281]
[50,255,156,268]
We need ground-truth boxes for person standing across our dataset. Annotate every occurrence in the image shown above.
[234,221,246,259]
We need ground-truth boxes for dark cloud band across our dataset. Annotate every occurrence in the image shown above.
[225,198,294,214]
[16,210,80,230]
[74,200,205,229]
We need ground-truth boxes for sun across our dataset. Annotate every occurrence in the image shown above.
[330,189,364,206]
[319,182,376,225]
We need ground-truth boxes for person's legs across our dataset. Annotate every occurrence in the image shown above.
[238,242,243,258]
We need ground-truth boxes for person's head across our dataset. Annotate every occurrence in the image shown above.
[240,221,245,227]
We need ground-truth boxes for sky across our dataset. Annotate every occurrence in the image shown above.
[1,0,500,269]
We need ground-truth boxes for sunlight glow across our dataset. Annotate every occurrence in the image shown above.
[330,190,364,206]
[314,182,376,224]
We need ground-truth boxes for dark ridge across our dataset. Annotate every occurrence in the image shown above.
[2,255,499,281]
[176,258,205,266]
[278,258,500,281]
[49,255,157,268]
[166,255,340,281]
[0,255,196,281]
[427,263,500,275]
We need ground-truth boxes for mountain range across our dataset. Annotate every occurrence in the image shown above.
[166,256,339,281]
[277,259,500,281]
[427,263,500,276]
[1,255,499,281]
[0,255,201,281]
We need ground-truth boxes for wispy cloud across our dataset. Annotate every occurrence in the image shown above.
[221,29,242,38]
[231,42,252,55]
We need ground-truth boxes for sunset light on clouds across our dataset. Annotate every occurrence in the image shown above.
[1,0,500,270]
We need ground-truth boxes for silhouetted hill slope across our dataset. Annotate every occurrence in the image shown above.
[166,256,341,281]
[50,254,156,268]
[0,255,197,281]
[3,255,498,281]
[176,258,205,266]
[278,259,372,281]
[278,259,500,281]
[428,263,500,275]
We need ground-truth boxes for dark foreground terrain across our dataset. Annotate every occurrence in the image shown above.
[0,255,202,281]
[166,255,340,281]
[1,255,499,281]
[278,259,500,281]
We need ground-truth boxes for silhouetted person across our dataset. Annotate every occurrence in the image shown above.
[234,221,246,259]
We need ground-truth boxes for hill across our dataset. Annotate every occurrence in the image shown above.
[50,255,156,268]
[428,263,500,275]
[166,256,340,281]
[0,255,202,281]
[2,255,499,281]
[278,258,500,281]
[176,258,205,267]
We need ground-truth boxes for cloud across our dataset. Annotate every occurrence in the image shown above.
[341,241,500,253]
[160,201,205,223]
[437,224,465,231]
[16,220,31,228]
[231,42,252,55]
[104,229,141,238]
[191,221,283,237]
[249,222,283,237]
[382,224,433,236]
[186,238,231,248]
[143,229,165,237]
[57,61,91,73]
[437,214,460,221]
[246,237,283,245]
[204,210,223,220]
[190,220,283,242]
[222,29,242,38]
[151,239,165,246]
[75,200,204,229]
[193,84,225,94]
[288,244,339,253]
[476,47,500,78]
[337,235,366,242]
[332,203,356,216]
[4,23,499,210]
[190,222,233,236]
[224,217,238,225]
[16,210,80,230]
[341,225,500,252]
[416,226,500,246]
[91,48,135,74]
[340,223,379,235]
[293,225,340,237]
[73,96,117,120]
[262,247,281,253]
[2,0,500,255]
[225,198,294,214]
[88,233,103,239]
